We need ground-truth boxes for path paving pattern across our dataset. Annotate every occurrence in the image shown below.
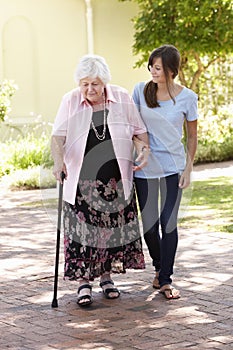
[0,163,233,350]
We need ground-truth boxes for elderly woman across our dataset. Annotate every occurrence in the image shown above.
[51,54,149,307]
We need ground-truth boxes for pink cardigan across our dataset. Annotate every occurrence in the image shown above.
[52,84,147,205]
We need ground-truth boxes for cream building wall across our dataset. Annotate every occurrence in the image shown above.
[0,0,149,127]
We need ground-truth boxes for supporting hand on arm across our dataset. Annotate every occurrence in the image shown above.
[133,133,150,171]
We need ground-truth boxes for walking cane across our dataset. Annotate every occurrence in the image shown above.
[51,171,65,308]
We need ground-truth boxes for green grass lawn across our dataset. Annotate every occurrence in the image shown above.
[180,176,233,233]
[16,175,233,234]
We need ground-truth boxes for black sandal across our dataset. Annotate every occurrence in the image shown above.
[99,280,120,299]
[77,284,93,307]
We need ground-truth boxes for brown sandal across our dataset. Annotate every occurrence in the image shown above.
[152,276,160,289]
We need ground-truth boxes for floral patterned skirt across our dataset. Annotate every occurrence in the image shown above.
[63,178,145,281]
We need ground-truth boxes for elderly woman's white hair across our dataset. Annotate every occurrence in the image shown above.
[74,54,111,85]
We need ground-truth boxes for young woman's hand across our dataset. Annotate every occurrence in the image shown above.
[179,167,192,189]
[133,146,150,171]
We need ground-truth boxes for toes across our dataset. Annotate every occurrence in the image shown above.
[77,284,93,306]
[160,285,180,299]
[100,280,120,299]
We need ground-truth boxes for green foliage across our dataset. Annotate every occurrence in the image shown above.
[0,120,54,178]
[194,57,233,163]
[198,57,233,113]
[0,118,55,189]
[119,0,233,163]
[119,0,233,57]
[0,80,18,123]
[194,104,233,163]
[195,139,233,164]
[118,0,233,90]
[0,133,51,174]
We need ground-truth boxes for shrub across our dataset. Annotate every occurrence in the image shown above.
[0,80,18,123]
[0,117,54,177]
[1,166,56,190]
[0,133,53,173]
[0,117,56,189]
[195,105,233,163]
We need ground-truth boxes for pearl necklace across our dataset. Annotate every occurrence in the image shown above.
[91,95,107,141]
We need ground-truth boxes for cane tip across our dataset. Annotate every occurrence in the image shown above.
[51,299,58,308]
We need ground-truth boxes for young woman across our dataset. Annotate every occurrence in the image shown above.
[133,45,198,299]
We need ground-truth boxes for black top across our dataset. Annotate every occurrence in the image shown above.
[79,110,121,183]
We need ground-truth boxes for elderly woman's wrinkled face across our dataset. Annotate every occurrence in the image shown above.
[80,77,105,105]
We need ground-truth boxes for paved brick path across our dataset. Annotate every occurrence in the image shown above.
[0,162,233,350]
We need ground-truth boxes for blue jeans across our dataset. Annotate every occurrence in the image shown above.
[135,174,182,287]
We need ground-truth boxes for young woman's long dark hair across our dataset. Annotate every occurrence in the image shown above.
[144,45,180,108]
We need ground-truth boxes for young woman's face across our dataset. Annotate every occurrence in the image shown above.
[149,57,172,84]
[80,77,105,104]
